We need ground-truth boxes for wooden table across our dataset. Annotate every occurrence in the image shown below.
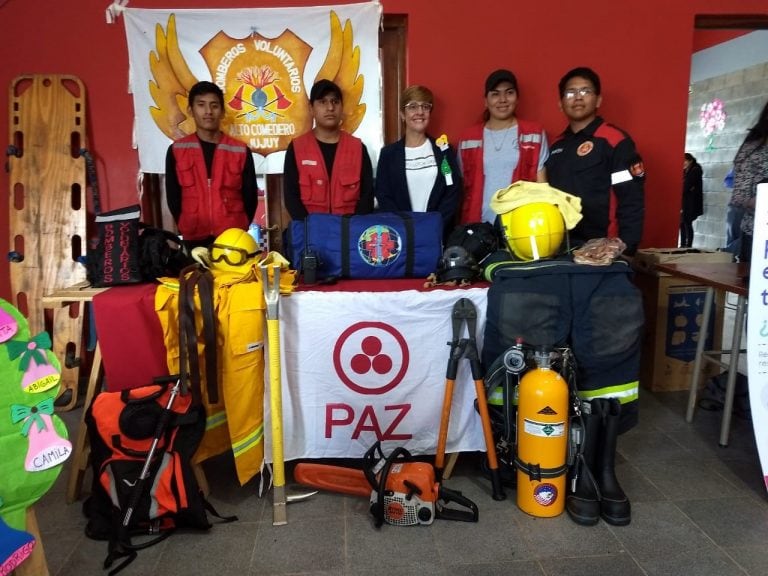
[655,262,748,447]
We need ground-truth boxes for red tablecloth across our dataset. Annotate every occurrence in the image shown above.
[92,283,169,391]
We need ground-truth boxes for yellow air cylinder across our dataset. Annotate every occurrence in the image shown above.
[515,350,569,517]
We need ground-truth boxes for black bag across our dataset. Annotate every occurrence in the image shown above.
[80,149,192,287]
[698,370,751,419]
[86,205,143,286]
[85,207,193,287]
[83,378,235,575]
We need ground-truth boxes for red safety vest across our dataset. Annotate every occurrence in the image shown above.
[292,131,362,215]
[172,133,249,240]
[458,119,544,223]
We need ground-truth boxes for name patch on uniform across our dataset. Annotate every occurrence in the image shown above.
[577,141,593,156]
[459,139,482,150]
[611,170,632,185]
[301,160,318,166]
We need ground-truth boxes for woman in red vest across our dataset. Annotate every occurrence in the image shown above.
[457,69,549,224]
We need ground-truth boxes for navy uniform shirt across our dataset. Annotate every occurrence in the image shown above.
[546,117,645,254]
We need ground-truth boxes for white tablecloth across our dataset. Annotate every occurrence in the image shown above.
[264,286,489,461]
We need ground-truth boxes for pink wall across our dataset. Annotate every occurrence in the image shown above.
[2,0,766,300]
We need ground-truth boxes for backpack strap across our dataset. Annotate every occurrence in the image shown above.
[178,265,218,404]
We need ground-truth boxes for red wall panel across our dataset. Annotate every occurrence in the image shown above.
[1,0,766,300]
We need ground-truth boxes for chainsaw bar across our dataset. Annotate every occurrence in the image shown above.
[293,462,372,498]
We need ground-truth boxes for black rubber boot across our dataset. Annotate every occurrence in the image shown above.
[566,402,601,526]
[595,398,631,526]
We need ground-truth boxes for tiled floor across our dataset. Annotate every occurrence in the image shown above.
[33,384,767,576]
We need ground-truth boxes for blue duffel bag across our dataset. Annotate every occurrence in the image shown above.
[288,211,443,280]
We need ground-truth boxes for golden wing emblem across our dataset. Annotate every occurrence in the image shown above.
[314,11,366,134]
[149,14,198,140]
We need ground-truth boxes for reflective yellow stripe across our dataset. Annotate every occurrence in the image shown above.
[488,387,504,406]
[206,409,228,431]
[577,381,639,404]
[232,424,264,457]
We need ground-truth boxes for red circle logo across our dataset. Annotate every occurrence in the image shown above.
[333,322,409,395]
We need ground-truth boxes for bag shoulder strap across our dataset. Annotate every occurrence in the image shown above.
[341,215,351,277]
[178,265,217,404]
[395,212,416,277]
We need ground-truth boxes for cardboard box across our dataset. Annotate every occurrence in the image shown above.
[632,248,731,392]
[632,247,733,275]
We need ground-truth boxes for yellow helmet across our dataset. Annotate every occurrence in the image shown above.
[210,228,259,269]
[500,202,565,261]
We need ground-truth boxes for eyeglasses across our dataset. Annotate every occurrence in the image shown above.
[563,87,595,99]
[210,244,259,266]
[404,102,433,112]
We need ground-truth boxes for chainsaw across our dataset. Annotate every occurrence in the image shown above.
[293,441,478,526]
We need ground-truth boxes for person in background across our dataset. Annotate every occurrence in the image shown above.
[723,167,742,257]
[375,85,462,233]
[545,67,645,255]
[457,69,549,224]
[282,79,374,221]
[680,152,703,248]
[165,81,258,249]
[729,99,768,264]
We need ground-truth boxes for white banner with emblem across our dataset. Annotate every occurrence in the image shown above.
[265,287,489,461]
[121,2,382,174]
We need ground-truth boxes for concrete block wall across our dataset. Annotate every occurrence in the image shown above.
[685,61,768,250]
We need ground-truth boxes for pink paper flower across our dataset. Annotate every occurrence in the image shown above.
[699,99,727,137]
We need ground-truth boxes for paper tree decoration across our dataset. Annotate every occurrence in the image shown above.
[0,298,70,550]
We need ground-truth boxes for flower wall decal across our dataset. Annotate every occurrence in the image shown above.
[699,98,727,150]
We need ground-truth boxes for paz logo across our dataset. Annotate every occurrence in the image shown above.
[358,225,401,267]
[148,11,366,155]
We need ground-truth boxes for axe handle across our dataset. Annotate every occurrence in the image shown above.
[267,317,285,488]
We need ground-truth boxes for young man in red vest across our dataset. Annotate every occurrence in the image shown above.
[282,79,374,221]
[165,81,258,249]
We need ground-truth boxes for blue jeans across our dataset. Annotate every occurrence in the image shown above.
[725,204,744,256]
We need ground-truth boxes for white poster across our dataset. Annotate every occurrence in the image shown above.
[265,287,489,461]
[747,182,768,494]
[122,2,382,174]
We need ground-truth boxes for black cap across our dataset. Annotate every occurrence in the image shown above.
[484,69,517,94]
[309,79,343,104]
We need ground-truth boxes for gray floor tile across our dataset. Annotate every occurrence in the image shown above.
[676,497,768,547]
[444,560,544,575]
[609,501,712,561]
[250,516,345,575]
[25,378,768,576]
[638,457,750,500]
[723,545,768,576]
[635,546,747,576]
[538,552,644,576]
